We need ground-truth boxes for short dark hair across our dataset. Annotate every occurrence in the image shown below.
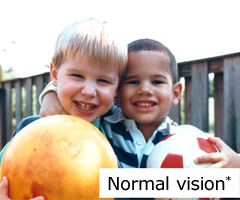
[128,38,178,83]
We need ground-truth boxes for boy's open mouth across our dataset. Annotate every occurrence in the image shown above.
[134,101,156,108]
[76,101,96,111]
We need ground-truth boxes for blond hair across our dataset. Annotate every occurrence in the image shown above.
[52,18,127,78]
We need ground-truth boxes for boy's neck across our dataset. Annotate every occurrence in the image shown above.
[136,122,162,142]
[136,118,165,142]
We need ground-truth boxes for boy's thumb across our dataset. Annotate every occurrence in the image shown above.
[0,176,8,190]
[0,176,11,199]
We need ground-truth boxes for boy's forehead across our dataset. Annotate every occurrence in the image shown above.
[68,50,113,65]
[66,51,119,74]
[128,50,170,70]
[124,50,174,80]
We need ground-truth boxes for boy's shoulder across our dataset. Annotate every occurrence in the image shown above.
[12,115,40,137]
[102,104,124,123]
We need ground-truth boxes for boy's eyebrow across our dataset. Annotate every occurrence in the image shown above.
[67,68,116,81]
[151,74,168,79]
[100,74,117,81]
[123,74,167,80]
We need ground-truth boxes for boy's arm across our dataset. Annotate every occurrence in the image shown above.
[38,81,57,104]
[39,82,67,117]
[195,136,240,168]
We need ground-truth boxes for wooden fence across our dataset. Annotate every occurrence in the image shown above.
[1,52,240,152]
[0,72,50,149]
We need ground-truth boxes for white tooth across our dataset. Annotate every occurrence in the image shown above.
[137,102,153,107]
[77,102,94,111]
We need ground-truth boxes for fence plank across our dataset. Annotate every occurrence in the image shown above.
[0,89,5,148]
[168,105,179,124]
[44,73,51,85]
[14,80,22,125]
[24,78,33,116]
[223,57,240,152]
[223,58,235,150]
[214,73,223,139]
[234,57,240,152]
[184,77,192,124]
[4,82,12,143]
[35,76,44,113]
[191,62,209,132]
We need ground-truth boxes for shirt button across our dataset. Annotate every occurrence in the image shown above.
[136,140,143,146]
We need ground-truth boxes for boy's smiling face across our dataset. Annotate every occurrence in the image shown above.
[119,50,181,132]
[51,54,119,122]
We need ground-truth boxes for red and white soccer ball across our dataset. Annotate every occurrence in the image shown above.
[147,126,219,168]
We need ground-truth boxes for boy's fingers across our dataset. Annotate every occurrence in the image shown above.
[207,163,224,168]
[0,177,11,200]
[0,176,7,186]
[0,176,8,192]
[195,153,221,164]
[207,136,223,151]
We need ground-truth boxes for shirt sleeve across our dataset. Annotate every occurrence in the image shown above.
[38,81,57,105]
[0,144,9,163]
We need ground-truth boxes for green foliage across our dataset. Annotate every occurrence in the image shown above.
[1,67,17,81]
[11,85,38,131]
[209,76,214,97]
[1,40,17,81]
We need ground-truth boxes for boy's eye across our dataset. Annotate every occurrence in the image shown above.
[98,79,111,84]
[152,80,163,84]
[72,74,84,78]
[127,80,139,85]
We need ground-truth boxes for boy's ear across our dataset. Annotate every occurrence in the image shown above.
[50,62,58,86]
[172,82,182,106]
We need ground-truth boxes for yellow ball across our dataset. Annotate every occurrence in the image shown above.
[0,115,117,200]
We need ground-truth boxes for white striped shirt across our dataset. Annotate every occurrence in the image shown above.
[103,106,179,168]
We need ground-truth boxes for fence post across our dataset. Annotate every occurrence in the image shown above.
[191,62,209,132]
[223,56,240,152]
[0,88,6,149]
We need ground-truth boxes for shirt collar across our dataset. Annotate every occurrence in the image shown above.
[104,108,126,123]
[104,108,173,135]
[92,117,101,129]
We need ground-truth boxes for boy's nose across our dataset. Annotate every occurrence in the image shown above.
[80,83,97,97]
[137,82,153,95]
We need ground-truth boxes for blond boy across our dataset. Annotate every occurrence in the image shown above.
[0,18,127,200]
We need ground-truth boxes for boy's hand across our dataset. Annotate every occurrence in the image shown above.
[169,118,178,126]
[0,177,44,200]
[0,177,11,200]
[39,91,67,117]
[194,136,240,168]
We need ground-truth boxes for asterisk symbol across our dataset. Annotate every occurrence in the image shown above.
[226,176,231,181]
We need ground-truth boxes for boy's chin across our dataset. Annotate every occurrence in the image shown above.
[70,113,96,123]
